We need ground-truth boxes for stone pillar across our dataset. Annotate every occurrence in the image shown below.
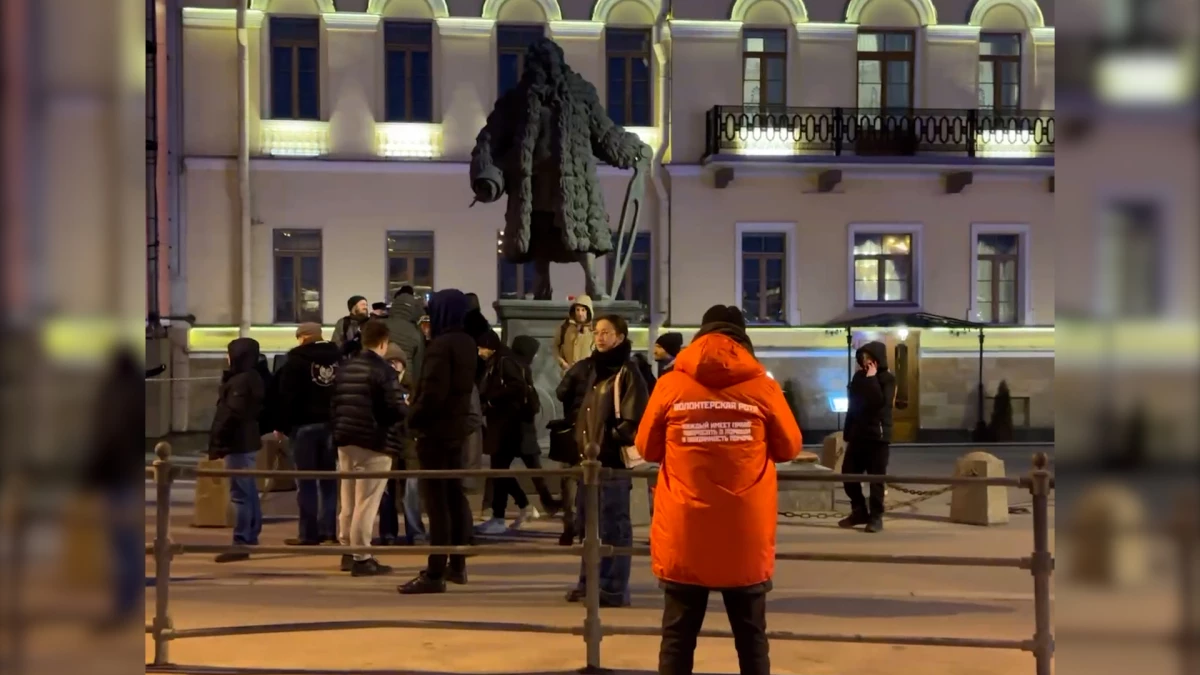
[949,451,1010,525]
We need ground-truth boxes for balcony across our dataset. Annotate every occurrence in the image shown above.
[259,120,331,158]
[703,107,1054,163]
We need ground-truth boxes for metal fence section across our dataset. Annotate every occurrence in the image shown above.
[145,442,1056,674]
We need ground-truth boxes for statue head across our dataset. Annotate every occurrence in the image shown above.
[523,37,568,87]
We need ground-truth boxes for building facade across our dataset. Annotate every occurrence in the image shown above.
[162,0,1057,440]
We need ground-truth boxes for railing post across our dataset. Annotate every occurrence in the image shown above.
[833,107,844,156]
[152,442,175,666]
[1028,452,1053,675]
[581,442,604,673]
[966,108,978,158]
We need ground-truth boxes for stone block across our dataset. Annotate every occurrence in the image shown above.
[1067,483,1148,586]
[820,432,846,471]
[193,457,233,528]
[778,461,836,512]
[629,471,657,527]
[257,433,295,493]
[949,451,1009,526]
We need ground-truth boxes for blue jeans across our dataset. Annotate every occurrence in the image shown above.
[109,488,141,616]
[291,423,337,541]
[576,476,633,605]
[403,477,426,542]
[225,452,262,545]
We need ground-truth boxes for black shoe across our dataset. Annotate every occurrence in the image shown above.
[864,516,884,533]
[284,537,321,546]
[446,569,468,585]
[319,535,339,544]
[214,552,250,563]
[340,554,354,572]
[837,511,870,529]
[398,571,446,595]
[351,558,394,577]
[558,526,577,546]
[372,535,399,546]
[599,595,631,608]
[565,587,585,603]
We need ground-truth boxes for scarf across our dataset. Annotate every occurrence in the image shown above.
[591,338,632,382]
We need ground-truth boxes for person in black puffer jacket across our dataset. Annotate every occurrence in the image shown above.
[839,340,897,533]
[330,320,408,577]
[399,288,480,595]
[208,337,266,563]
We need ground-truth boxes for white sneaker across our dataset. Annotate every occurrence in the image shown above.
[512,506,540,530]
[474,517,508,535]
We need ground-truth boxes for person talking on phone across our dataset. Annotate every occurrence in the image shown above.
[839,341,897,533]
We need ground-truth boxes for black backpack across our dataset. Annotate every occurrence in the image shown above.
[489,355,540,422]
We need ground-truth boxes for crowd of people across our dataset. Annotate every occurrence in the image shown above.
[205,285,900,674]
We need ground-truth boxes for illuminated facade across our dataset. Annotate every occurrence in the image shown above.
[171,0,1056,439]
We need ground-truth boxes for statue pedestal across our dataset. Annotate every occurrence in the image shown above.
[493,299,643,457]
[778,455,837,513]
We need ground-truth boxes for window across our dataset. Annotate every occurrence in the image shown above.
[606,28,652,127]
[497,24,545,97]
[740,233,786,323]
[498,231,537,299]
[742,29,787,110]
[270,17,320,120]
[607,231,651,315]
[856,30,914,112]
[975,234,1021,323]
[386,232,434,300]
[1103,201,1163,317]
[979,33,1021,114]
[385,21,433,122]
[274,230,322,323]
[853,232,914,305]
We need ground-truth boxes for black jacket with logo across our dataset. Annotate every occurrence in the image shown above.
[331,350,408,455]
[843,340,897,444]
[276,340,342,435]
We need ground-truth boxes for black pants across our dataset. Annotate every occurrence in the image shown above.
[491,449,556,518]
[659,583,770,675]
[418,439,472,579]
[842,440,890,517]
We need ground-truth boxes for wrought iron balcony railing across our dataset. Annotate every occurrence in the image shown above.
[703,106,1054,161]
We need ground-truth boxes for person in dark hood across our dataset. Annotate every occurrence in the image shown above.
[208,337,266,562]
[399,288,480,594]
[559,314,648,607]
[470,37,651,300]
[334,295,371,358]
[839,340,897,533]
[474,330,560,535]
[275,323,342,546]
[385,289,427,386]
[653,332,684,376]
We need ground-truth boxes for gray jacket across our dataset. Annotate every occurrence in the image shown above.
[384,294,426,383]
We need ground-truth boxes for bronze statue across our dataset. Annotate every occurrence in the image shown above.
[470,37,651,301]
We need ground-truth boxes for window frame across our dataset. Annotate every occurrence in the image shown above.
[383,20,434,123]
[969,223,1031,325]
[496,24,546,98]
[847,223,923,310]
[269,16,321,121]
[497,230,538,300]
[855,29,916,112]
[741,27,788,111]
[978,32,1022,114]
[385,231,436,301]
[735,222,799,325]
[605,27,653,127]
[272,229,323,324]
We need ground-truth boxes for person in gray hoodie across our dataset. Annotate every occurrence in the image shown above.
[385,289,426,386]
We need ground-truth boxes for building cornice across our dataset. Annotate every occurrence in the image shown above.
[322,12,381,31]
[182,7,264,29]
[1031,27,1054,45]
[549,21,604,39]
[436,17,494,37]
[793,22,857,40]
[668,20,741,40]
[924,24,981,43]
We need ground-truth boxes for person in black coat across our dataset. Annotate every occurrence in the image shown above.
[838,340,897,533]
[275,322,342,546]
[208,337,266,563]
[331,320,408,576]
[474,330,559,535]
[399,288,480,595]
[559,314,648,607]
[375,343,414,546]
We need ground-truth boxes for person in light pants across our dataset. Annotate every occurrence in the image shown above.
[331,320,409,576]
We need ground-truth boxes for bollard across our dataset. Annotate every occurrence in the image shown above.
[152,442,175,666]
[581,442,604,673]
[1028,452,1053,675]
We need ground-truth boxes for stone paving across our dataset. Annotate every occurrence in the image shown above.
[142,484,1055,675]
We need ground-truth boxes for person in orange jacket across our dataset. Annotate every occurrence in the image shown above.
[635,305,802,675]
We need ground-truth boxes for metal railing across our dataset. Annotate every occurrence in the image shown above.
[703,105,1055,160]
[146,442,1055,674]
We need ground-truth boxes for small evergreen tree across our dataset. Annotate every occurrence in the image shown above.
[990,380,1014,442]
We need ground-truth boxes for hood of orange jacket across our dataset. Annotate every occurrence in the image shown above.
[636,333,803,590]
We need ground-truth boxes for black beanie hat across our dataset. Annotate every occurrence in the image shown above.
[476,327,502,351]
[347,295,367,311]
[655,332,684,357]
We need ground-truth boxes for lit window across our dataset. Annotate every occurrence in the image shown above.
[387,232,434,300]
[742,29,787,110]
[978,33,1021,115]
[856,31,914,112]
[853,233,914,304]
[975,234,1021,323]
